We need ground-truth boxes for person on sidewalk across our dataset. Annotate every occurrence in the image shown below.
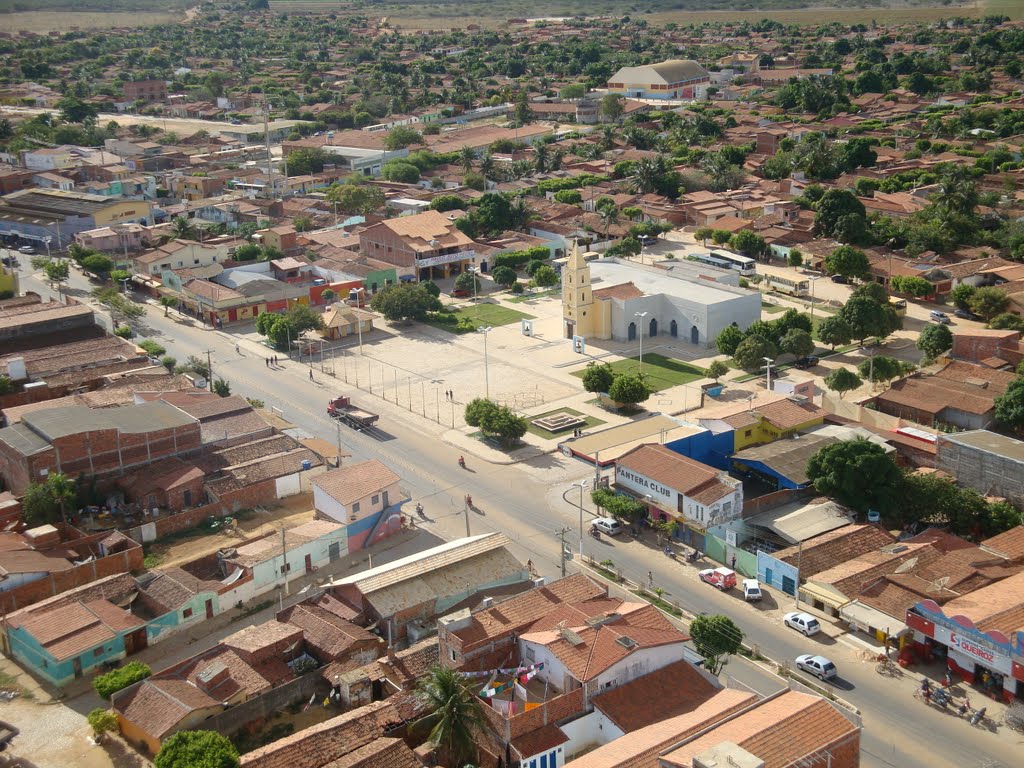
[309,369,314,381]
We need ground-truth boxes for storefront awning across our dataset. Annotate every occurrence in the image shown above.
[612,484,706,534]
[800,580,850,611]
[840,600,909,637]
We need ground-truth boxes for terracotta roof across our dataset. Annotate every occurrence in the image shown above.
[373,209,474,251]
[660,690,859,768]
[875,375,1002,417]
[513,723,570,761]
[312,460,401,506]
[520,602,686,682]
[774,524,896,578]
[323,736,422,768]
[240,699,402,768]
[564,689,756,768]
[983,525,1024,559]
[222,621,304,655]
[751,398,825,431]
[616,444,733,503]
[592,659,719,733]
[279,604,380,660]
[449,573,607,652]
[592,282,645,301]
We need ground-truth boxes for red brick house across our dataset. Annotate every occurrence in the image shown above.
[122,80,167,103]
[357,210,477,281]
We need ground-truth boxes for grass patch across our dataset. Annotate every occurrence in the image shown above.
[524,407,606,439]
[632,589,684,617]
[573,353,706,391]
[423,303,535,334]
[143,550,165,569]
[761,301,786,315]
[456,302,535,326]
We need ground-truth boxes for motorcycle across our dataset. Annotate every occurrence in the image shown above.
[415,503,424,518]
[686,549,701,563]
[970,707,986,726]
[663,546,675,558]
[589,527,601,540]
[931,688,950,708]
[465,494,473,508]
[458,456,466,469]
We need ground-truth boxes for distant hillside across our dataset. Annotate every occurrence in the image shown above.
[0,0,192,12]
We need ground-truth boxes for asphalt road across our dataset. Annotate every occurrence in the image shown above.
[6,250,1020,768]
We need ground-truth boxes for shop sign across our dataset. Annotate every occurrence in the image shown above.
[933,624,1012,675]
[615,467,674,505]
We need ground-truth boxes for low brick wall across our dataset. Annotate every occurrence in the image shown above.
[202,672,322,739]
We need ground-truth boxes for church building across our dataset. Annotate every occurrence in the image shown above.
[561,242,761,348]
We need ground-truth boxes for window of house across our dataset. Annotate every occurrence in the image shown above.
[281,563,292,574]
[371,495,379,505]
[744,430,752,437]
[353,501,361,514]
[183,608,193,619]
[94,648,104,657]
[183,489,192,507]
[449,648,456,662]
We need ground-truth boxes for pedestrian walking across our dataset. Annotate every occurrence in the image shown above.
[309,369,314,381]
[273,356,278,366]
[265,357,269,367]
[648,571,654,588]
[731,554,736,570]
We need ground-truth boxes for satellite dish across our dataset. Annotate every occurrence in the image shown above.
[894,557,918,574]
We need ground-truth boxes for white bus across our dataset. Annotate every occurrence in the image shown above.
[691,252,734,271]
[763,274,810,297]
[709,249,757,277]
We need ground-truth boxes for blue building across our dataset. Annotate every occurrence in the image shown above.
[3,573,151,688]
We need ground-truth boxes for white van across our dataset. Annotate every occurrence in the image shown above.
[592,517,623,536]
[742,579,762,602]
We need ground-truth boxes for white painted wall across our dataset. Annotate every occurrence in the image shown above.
[592,644,688,690]
[275,473,301,499]
[560,709,616,760]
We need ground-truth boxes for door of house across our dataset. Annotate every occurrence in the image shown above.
[765,567,773,588]
[305,553,313,574]
[690,325,699,345]
[205,599,214,620]
[329,542,340,562]
[382,490,389,508]
[73,657,82,679]
[565,319,574,339]
[782,575,796,596]
[670,320,678,337]
[124,628,148,655]
[649,318,658,337]
[627,322,637,341]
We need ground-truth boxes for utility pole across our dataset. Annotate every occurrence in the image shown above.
[281,527,290,597]
[558,527,572,577]
[205,349,214,392]
[335,420,344,468]
[263,98,275,199]
[464,498,471,537]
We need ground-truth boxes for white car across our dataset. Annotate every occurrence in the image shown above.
[796,654,837,681]
[784,611,821,637]
[591,517,622,536]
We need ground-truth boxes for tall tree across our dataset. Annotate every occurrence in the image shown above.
[415,666,486,767]
[155,730,239,768]
[689,614,743,675]
[807,438,903,514]
[824,367,862,399]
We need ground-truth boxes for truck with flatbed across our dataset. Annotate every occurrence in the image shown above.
[327,395,380,430]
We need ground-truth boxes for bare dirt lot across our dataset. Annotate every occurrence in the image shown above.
[0,11,185,32]
[150,493,318,569]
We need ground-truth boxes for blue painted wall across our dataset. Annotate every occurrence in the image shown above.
[666,430,733,471]
[8,626,126,688]
[757,551,799,596]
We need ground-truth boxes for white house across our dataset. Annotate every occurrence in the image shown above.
[312,460,405,552]
[614,444,743,532]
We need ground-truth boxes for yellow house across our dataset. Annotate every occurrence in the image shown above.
[700,395,826,453]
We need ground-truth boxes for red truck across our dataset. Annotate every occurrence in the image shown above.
[327,395,380,430]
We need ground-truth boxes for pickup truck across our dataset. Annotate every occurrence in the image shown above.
[327,395,380,430]
[698,567,737,591]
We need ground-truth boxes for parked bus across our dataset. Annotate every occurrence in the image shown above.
[763,274,811,297]
[691,252,733,271]
[709,249,757,276]
[890,298,907,317]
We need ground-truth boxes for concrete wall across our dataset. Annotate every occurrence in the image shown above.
[936,437,1024,504]
[200,672,322,741]
[758,551,799,596]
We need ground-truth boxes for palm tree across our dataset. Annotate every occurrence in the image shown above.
[631,156,664,195]
[416,666,485,767]
[46,472,77,527]
[533,143,549,173]
[478,153,495,182]
[458,146,475,174]
[599,204,619,238]
[170,216,196,240]
[508,195,534,230]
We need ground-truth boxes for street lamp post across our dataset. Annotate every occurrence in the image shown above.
[763,356,774,392]
[634,311,648,375]
[478,326,492,399]
[43,236,52,260]
[573,480,589,557]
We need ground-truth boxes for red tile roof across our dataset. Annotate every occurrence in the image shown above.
[592,659,719,732]
[312,460,401,506]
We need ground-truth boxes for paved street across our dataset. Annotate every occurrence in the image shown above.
[6,250,1022,768]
